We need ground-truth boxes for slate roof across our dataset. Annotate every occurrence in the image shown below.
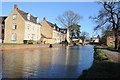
[17,9,39,24]
[45,20,67,34]
[0,16,7,24]
[46,21,54,28]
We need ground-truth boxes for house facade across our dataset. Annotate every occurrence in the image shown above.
[0,16,7,43]
[4,4,41,44]
[105,31,120,46]
[40,18,67,44]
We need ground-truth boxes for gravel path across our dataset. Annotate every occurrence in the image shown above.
[102,49,119,63]
[97,46,119,63]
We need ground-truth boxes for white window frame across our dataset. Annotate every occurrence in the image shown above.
[27,14,30,20]
[57,28,59,31]
[31,34,35,39]
[54,27,56,29]
[13,14,17,20]
[12,23,17,30]
[37,18,39,23]
[11,33,17,41]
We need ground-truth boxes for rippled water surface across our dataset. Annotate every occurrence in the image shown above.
[1,45,94,78]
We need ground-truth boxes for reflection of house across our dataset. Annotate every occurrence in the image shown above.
[4,4,41,44]
[105,31,120,46]
[0,16,7,43]
[40,17,67,44]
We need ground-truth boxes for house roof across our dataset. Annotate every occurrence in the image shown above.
[0,16,7,24]
[17,9,40,25]
[41,33,52,39]
[44,18,67,34]
[46,21,54,28]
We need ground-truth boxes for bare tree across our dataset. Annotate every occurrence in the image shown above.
[90,2,120,49]
[56,10,81,28]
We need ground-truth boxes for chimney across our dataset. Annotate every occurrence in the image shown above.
[43,17,46,20]
[54,23,57,26]
[14,4,18,9]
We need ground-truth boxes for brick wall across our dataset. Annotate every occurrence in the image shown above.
[106,36,115,46]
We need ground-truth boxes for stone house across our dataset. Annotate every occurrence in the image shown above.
[4,4,41,44]
[40,18,67,44]
[0,16,7,43]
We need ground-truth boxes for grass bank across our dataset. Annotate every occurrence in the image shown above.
[78,46,120,80]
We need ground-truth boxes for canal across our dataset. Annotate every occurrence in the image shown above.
[0,44,94,78]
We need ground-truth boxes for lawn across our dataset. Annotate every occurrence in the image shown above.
[78,46,120,80]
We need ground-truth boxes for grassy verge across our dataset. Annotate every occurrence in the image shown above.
[78,46,119,80]
[0,43,24,45]
[104,45,119,51]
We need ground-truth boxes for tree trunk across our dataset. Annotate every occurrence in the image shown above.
[114,29,119,49]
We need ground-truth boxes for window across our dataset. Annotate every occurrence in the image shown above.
[57,28,59,31]
[27,14,30,20]
[11,33,17,41]
[31,34,35,39]
[54,27,56,29]
[37,18,39,23]
[13,14,17,20]
[13,24,17,29]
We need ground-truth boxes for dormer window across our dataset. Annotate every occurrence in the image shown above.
[13,14,17,20]
[57,28,59,31]
[54,26,56,29]
[27,13,30,20]
[64,31,66,33]
[36,17,39,23]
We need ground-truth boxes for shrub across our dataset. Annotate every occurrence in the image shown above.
[23,40,36,44]
[28,40,36,44]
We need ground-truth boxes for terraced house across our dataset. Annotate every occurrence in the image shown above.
[40,18,67,44]
[4,4,41,44]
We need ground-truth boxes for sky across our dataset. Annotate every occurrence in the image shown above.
[1,2,102,37]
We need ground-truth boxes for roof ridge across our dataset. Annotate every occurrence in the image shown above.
[17,9,39,24]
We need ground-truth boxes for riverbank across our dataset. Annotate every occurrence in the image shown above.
[0,44,64,50]
[78,46,120,80]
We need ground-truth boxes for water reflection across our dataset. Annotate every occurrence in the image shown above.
[0,51,2,79]
[2,45,94,78]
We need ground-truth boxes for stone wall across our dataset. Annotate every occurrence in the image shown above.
[0,44,62,50]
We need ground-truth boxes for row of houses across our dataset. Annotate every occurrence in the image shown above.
[0,4,67,44]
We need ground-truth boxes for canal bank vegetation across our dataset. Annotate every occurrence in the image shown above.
[78,46,119,80]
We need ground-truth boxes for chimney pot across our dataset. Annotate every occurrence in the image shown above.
[14,4,18,9]
[43,17,46,20]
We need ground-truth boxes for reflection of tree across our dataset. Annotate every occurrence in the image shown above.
[23,50,40,77]
[51,47,66,65]
[65,46,80,77]
[65,47,79,65]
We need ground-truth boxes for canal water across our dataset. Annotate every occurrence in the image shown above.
[0,44,94,78]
